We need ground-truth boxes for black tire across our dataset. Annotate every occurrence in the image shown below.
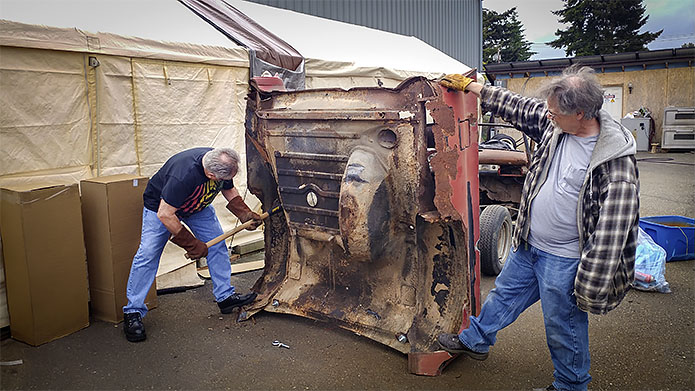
[490,133,517,150]
[479,205,513,276]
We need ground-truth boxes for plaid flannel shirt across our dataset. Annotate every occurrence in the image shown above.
[480,86,639,315]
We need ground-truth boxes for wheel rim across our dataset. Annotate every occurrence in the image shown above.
[496,218,512,267]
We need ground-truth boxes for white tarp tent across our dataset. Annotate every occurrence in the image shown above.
[227,0,470,88]
[0,0,471,327]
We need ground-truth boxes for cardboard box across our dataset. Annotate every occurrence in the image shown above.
[0,183,90,346]
[81,174,157,323]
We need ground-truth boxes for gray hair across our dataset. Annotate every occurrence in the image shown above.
[538,64,604,120]
[202,148,240,180]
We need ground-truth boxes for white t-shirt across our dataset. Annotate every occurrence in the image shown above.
[527,133,598,258]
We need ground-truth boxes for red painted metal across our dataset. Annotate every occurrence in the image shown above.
[407,86,481,376]
[251,76,286,92]
[407,351,456,376]
[448,88,482,320]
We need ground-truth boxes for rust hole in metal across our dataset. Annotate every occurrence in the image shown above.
[377,129,397,149]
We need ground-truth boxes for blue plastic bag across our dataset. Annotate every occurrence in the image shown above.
[633,227,671,293]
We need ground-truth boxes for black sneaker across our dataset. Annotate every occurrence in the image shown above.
[217,292,257,314]
[123,312,146,342]
[437,333,488,360]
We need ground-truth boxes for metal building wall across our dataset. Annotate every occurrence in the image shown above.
[244,0,483,71]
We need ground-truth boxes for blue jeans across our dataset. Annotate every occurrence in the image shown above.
[123,206,235,317]
[459,243,590,391]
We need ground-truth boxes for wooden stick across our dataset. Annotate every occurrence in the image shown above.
[206,211,269,248]
[184,211,271,259]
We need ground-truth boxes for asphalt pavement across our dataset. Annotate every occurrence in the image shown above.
[1,151,693,390]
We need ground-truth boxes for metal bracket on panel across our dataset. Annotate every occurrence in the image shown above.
[88,56,100,68]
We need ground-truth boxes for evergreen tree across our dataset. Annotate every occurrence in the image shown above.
[549,0,662,56]
[483,7,535,63]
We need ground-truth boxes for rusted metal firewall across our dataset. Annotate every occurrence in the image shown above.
[242,77,481,375]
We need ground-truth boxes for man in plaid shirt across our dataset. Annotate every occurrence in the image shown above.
[437,65,639,391]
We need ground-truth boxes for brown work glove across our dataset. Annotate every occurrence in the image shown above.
[440,74,474,91]
[226,196,263,231]
[170,226,208,259]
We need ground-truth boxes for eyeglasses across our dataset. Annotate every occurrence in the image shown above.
[547,109,581,120]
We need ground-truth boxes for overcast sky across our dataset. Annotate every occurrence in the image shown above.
[483,0,695,60]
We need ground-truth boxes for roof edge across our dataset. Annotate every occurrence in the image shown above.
[485,48,695,76]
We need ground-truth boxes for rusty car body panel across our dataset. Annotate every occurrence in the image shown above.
[241,77,481,375]
[478,148,527,206]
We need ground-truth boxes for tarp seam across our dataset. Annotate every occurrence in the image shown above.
[129,58,143,176]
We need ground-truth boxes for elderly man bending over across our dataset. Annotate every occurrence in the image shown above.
[123,147,262,342]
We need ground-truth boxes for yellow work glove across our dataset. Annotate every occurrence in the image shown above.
[440,74,474,91]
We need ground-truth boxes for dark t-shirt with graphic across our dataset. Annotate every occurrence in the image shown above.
[143,148,234,218]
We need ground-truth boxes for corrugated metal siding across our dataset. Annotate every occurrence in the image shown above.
[244,0,483,70]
